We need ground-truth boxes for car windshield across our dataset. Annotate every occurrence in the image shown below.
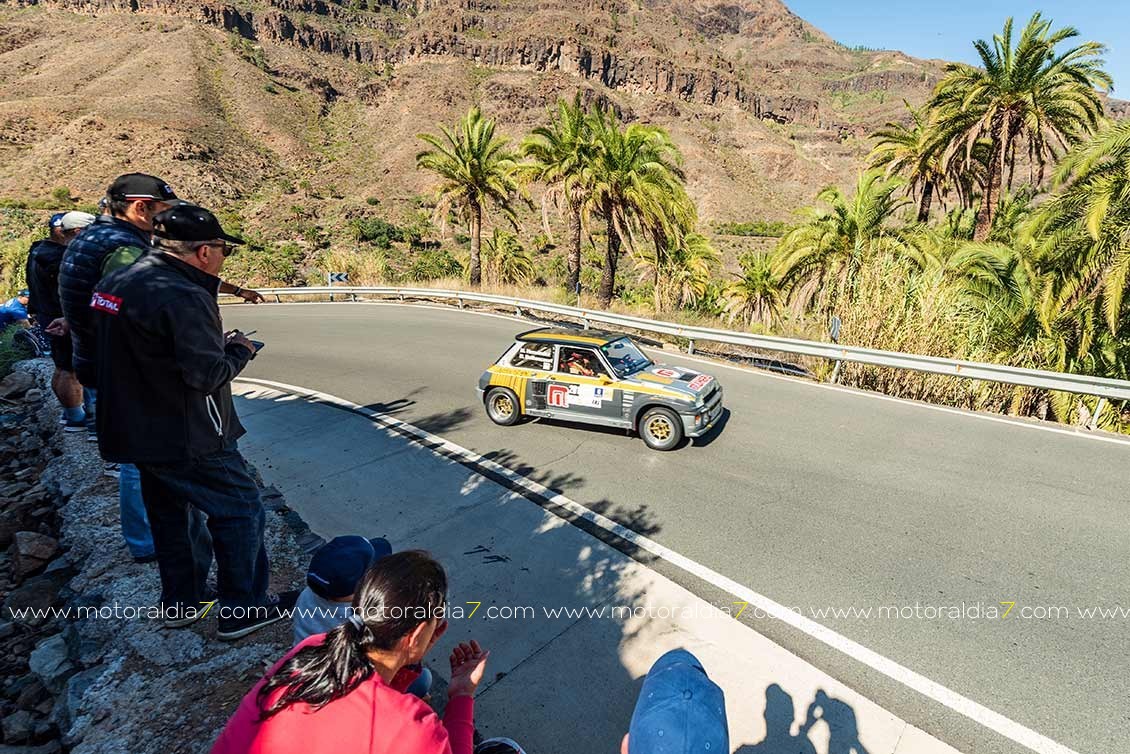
[600,338,653,378]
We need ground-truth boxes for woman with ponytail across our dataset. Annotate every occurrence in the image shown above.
[211,551,489,754]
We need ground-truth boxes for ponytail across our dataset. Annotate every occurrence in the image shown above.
[257,551,447,719]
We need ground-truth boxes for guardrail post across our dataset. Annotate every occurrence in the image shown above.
[457,297,464,309]
[687,339,695,355]
[350,293,358,302]
[515,306,523,317]
[274,294,281,304]
[582,317,590,329]
[829,361,843,384]
[1087,397,1108,431]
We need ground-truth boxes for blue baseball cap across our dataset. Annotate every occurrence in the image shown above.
[306,535,392,599]
[48,213,65,229]
[628,649,728,754]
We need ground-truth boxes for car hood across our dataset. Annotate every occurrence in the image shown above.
[624,363,719,400]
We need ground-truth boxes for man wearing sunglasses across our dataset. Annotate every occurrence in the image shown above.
[58,173,264,565]
[92,203,296,641]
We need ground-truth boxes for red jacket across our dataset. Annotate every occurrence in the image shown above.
[211,635,474,754]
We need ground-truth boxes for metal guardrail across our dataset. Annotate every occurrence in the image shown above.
[224,286,1130,404]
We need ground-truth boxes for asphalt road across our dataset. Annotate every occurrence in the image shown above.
[228,302,1130,754]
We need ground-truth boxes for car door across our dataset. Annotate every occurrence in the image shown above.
[506,342,555,414]
[548,345,624,425]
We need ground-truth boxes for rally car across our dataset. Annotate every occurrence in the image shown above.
[477,328,724,450]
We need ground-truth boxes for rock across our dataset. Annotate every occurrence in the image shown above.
[1,710,33,744]
[0,741,62,754]
[8,532,59,578]
[15,678,48,709]
[0,619,15,641]
[22,389,43,403]
[0,371,33,399]
[55,666,105,733]
[28,634,76,694]
[2,571,68,626]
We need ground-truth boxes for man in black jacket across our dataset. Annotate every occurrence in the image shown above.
[93,204,296,640]
[27,212,95,430]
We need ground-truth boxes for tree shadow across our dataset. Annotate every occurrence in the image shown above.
[737,685,869,754]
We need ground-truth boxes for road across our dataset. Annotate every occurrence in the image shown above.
[227,302,1130,754]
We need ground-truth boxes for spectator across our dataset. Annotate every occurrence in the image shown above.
[293,535,433,700]
[27,212,95,430]
[91,203,295,639]
[622,649,728,754]
[0,290,30,330]
[211,551,490,754]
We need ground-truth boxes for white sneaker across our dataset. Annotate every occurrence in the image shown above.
[103,463,120,479]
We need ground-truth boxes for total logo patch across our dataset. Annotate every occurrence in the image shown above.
[90,291,123,315]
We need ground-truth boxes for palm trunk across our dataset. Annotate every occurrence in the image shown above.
[917,180,934,224]
[597,207,619,308]
[469,203,482,287]
[974,115,1004,242]
[567,203,581,296]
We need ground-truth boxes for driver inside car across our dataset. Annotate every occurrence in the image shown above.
[562,350,597,377]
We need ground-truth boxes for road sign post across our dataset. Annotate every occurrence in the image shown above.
[327,272,348,302]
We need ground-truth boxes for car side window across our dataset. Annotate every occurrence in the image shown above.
[510,343,554,370]
[557,347,610,379]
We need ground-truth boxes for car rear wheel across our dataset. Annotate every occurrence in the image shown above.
[485,387,521,426]
[639,407,683,451]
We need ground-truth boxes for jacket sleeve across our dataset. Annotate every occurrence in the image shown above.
[162,293,253,394]
[440,696,475,754]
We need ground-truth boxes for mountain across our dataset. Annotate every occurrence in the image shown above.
[0,0,946,239]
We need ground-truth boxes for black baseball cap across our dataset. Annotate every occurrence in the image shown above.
[152,204,245,245]
[107,173,179,203]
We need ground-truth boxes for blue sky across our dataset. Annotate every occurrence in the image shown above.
[784,0,1128,97]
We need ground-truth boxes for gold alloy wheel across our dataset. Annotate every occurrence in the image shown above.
[646,415,673,442]
[492,393,514,419]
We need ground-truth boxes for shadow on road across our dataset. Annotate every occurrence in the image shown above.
[736,685,869,754]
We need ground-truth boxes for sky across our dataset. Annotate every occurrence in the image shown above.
[784,0,1129,97]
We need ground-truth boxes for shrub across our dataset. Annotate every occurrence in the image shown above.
[50,186,71,203]
[351,217,406,248]
[715,220,790,238]
[404,248,463,282]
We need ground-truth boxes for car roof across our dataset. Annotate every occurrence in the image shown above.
[515,327,625,347]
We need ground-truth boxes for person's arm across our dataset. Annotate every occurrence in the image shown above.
[164,295,254,394]
[219,281,266,304]
[440,696,475,754]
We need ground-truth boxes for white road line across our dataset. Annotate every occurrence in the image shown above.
[234,375,1081,754]
[231,301,1130,448]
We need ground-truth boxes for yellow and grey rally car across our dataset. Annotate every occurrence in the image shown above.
[478,328,724,450]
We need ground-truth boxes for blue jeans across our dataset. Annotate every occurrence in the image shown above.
[118,464,155,559]
[137,444,270,611]
[87,387,155,558]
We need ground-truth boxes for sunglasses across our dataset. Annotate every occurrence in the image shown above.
[198,241,235,257]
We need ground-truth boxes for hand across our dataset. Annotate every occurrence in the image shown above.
[447,640,489,698]
[225,330,255,354]
[239,288,266,304]
[46,318,69,336]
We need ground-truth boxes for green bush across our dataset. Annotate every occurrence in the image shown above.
[51,186,71,203]
[351,217,408,248]
[715,220,790,238]
[404,248,462,282]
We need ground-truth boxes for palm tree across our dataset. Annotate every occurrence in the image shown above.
[482,228,536,285]
[930,13,1111,241]
[869,101,946,222]
[1028,119,1130,330]
[776,170,910,316]
[585,108,692,307]
[636,231,719,312]
[724,251,785,327]
[520,95,595,296]
[416,106,521,286]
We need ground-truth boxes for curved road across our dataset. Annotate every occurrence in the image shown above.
[228,302,1129,754]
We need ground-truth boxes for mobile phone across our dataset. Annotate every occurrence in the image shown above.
[250,340,265,352]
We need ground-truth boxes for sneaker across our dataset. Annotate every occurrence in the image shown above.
[132,553,158,564]
[162,593,217,629]
[63,417,87,433]
[475,739,527,754]
[217,589,299,641]
[103,463,120,478]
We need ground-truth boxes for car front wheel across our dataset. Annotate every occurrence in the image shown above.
[639,407,684,451]
[485,387,522,426]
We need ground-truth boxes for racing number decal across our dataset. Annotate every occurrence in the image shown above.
[547,383,570,407]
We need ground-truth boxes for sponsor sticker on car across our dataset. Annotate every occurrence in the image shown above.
[547,383,611,408]
[688,374,714,391]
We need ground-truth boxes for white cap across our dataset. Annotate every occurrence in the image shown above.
[60,211,96,231]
